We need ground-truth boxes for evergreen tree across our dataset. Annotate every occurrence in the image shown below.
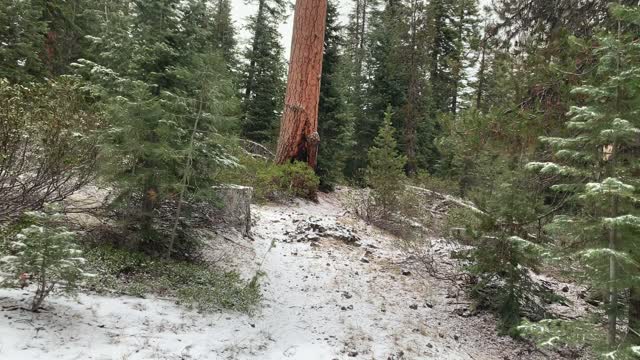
[449,0,480,114]
[0,0,48,82]
[317,1,352,190]
[366,106,407,215]
[241,0,287,144]
[0,209,89,312]
[357,0,408,175]
[522,5,640,355]
[342,0,377,178]
[77,0,240,256]
[212,0,237,67]
[425,0,455,117]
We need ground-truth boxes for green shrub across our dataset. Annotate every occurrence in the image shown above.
[216,155,320,202]
[82,245,261,313]
[256,161,319,201]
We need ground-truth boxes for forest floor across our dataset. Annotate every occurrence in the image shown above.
[0,190,576,359]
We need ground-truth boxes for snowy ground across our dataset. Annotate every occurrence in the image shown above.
[0,191,565,359]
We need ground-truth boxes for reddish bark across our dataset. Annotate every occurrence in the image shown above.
[275,0,327,169]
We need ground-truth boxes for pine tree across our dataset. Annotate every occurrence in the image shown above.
[366,106,407,215]
[212,0,237,67]
[0,209,90,312]
[241,0,287,144]
[0,0,48,82]
[522,5,640,355]
[317,1,352,190]
[360,0,408,162]
[449,0,480,114]
[77,0,240,256]
[425,0,456,117]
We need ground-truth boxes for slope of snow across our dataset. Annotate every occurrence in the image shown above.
[0,191,552,359]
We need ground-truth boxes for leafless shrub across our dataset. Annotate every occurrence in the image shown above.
[0,78,99,223]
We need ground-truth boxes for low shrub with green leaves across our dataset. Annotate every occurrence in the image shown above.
[216,155,319,202]
[256,161,319,201]
[0,211,91,312]
[82,245,261,313]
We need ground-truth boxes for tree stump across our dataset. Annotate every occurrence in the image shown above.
[213,185,253,236]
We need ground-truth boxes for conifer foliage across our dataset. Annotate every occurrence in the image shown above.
[522,5,640,356]
[1,210,89,312]
[366,106,407,215]
[241,0,287,144]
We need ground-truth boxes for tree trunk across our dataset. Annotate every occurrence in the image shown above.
[275,0,327,168]
[629,285,640,344]
[607,194,618,347]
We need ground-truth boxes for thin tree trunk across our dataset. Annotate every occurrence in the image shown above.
[451,3,465,115]
[165,91,205,259]
[608,194,618,347]
[476,37,486,110]
[275,0,327,168]
[608,12,622,347]
[629,286,640,344]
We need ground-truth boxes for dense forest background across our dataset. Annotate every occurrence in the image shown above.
[1,0,640,358]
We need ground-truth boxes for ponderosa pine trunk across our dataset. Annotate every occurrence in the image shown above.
[275,0,327,169]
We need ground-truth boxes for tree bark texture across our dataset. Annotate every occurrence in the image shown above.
[275,0,327,169]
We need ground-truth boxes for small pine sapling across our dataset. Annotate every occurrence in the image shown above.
[1,211,90,311]
[366,105,407,217]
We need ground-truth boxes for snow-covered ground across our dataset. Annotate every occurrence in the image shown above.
[0,191,556,359]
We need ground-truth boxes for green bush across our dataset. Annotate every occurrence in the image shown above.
[216,155,319,202]
[82,245,261,313]
[256,161,319,201]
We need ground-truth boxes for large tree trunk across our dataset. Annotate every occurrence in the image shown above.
[275,0,327,168]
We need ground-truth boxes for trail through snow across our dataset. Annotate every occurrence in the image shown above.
[0,191,549,359]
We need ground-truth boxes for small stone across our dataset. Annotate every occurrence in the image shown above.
[426,343,433,348]
[401,270,411,276]
[453,334,459,341]
[409,304,418,310]
[360,258,370,263]
[562,285,569,292]
[453,308,471,317]
[342,292,353,299]
[425,302,434,308]
[348,351,359,357]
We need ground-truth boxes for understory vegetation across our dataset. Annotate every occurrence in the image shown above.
[83,245,261,313]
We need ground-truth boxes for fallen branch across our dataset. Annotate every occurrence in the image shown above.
[405,185,487,216]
